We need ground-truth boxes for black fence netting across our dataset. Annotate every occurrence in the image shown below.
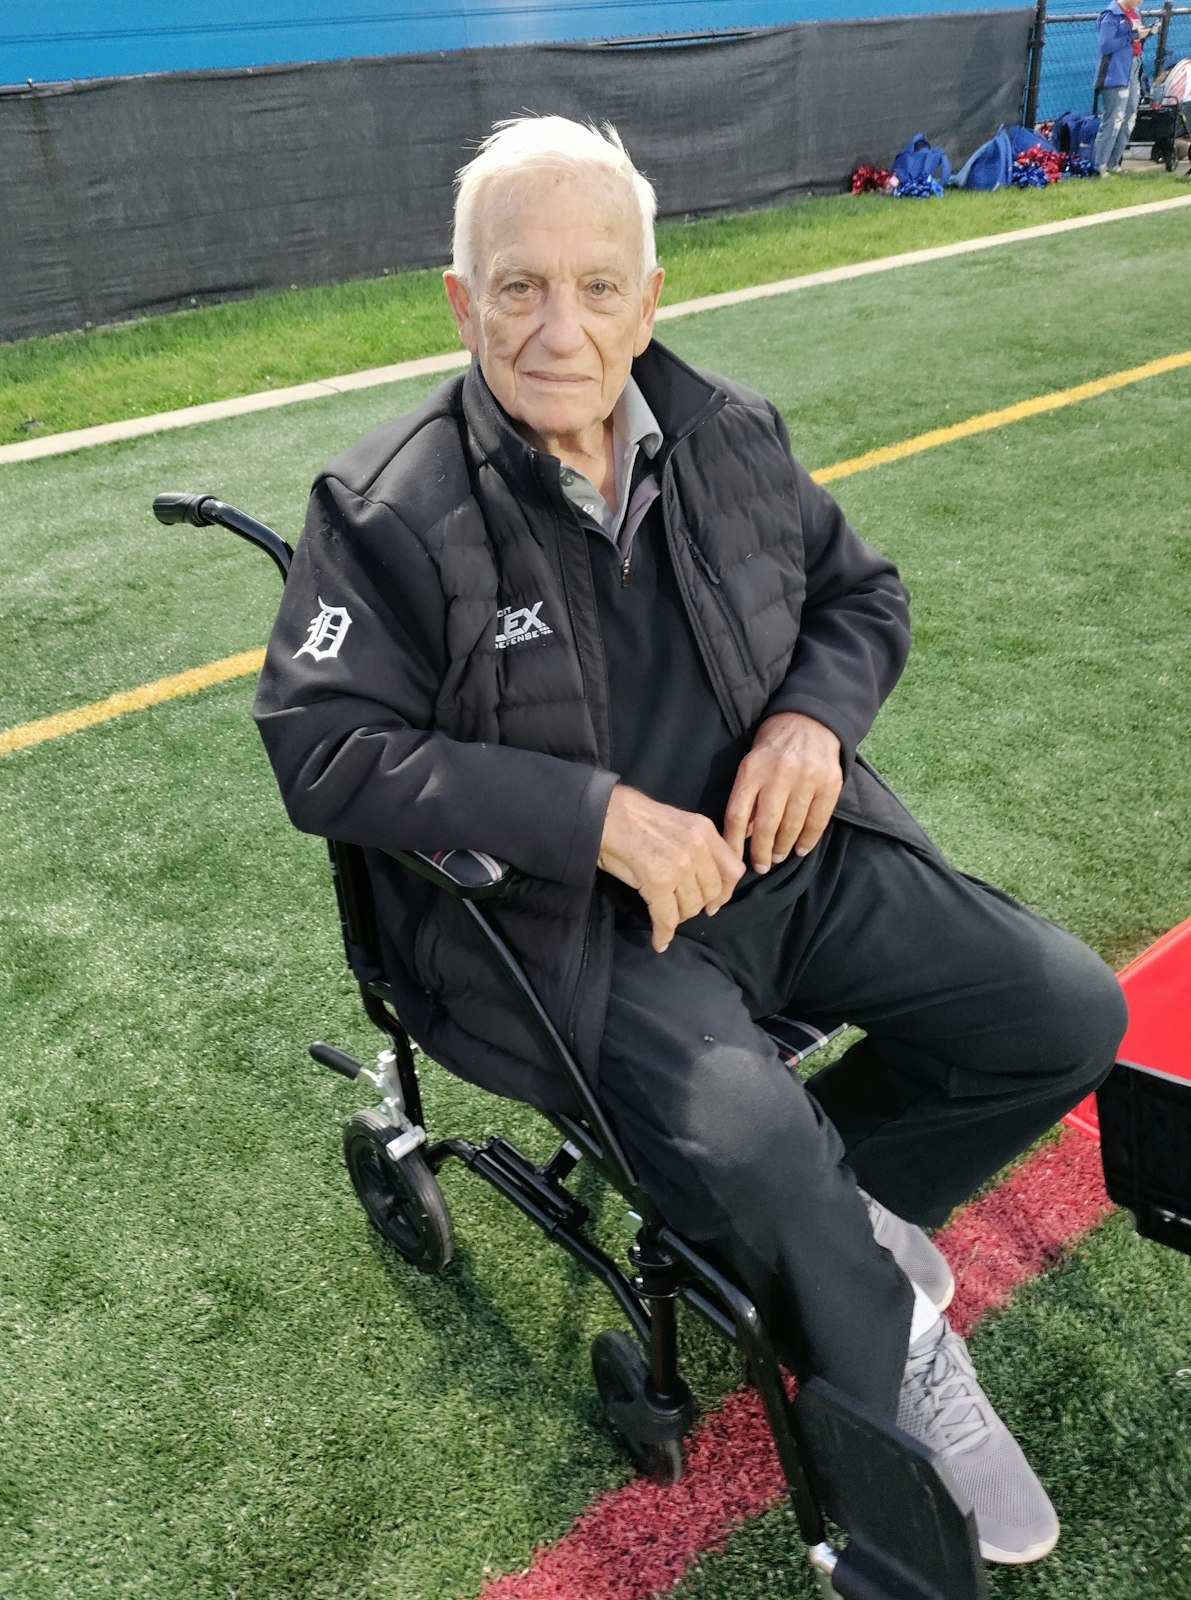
[1033,3,1191,120]
[0,11,1033,343]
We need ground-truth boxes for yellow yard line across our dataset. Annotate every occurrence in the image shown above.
[0,648,265,756]
[3,347,1189,758]
[816,349,1191,484]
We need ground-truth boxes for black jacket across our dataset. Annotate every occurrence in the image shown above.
[254,340,933,1110]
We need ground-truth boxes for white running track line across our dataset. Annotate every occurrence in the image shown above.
[3,194,1189,467]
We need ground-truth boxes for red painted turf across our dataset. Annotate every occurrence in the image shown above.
[1065,914,1191,1138]
[480,1128,1110,1600]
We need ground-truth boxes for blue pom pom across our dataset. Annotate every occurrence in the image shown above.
[895,176,944,199]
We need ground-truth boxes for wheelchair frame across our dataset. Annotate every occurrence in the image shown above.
[155,488,1002,1599]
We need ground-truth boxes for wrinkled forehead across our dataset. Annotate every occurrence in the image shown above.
[471,165,645,275]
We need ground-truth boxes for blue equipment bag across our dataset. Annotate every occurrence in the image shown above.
[891,133,952,191]
[952,125,1015,189]
[1009,122,1056,154]
[1051,110,1101,162]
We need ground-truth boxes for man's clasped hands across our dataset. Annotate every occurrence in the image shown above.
[597,709,843,951]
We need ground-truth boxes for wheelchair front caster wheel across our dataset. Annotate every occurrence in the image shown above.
[343,1108,454,1273]
[591,1329,691,1485]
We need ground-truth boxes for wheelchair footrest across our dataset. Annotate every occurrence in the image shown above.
[795,1377,988,1600]
[1097,1060,1191,1255]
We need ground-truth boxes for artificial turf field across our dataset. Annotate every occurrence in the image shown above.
[1,203,1190,1599]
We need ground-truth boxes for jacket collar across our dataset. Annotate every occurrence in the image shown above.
[631,339,727,450]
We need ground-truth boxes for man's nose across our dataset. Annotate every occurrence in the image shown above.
[538,288,585,355]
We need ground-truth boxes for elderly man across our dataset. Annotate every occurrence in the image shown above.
[255,116,1126,1566]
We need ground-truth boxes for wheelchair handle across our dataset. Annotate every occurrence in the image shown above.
[309,1042,364,1080]
[152,491,218,527]
[152,492,294,582]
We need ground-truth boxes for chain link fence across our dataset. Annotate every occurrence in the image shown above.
[1027,0,1191,123]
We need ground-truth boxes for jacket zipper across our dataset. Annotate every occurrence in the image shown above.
[683,533,754,667]
[666,509,747,738]
[545,497,613,1051]
[685,534,720,587]
[694,540,754,685]
[552,508,589,704]
[566,899,597,1048]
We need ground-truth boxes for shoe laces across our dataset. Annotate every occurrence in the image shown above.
[902,1327,994,1459]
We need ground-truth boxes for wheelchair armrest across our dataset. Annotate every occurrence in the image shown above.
[392,848,512,901]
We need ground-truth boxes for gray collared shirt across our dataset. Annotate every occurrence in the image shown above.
[557,377,663,555]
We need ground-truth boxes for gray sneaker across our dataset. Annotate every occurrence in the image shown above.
[898,1315,1060,1565]
[863,1192,955,1312]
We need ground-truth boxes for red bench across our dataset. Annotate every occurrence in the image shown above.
[1066,914,1191,1141]
[1067,916,1191,1256]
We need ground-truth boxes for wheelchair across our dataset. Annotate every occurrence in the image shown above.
[153,488,1191,1599]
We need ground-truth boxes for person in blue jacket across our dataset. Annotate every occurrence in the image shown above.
[1093,0,1159,172]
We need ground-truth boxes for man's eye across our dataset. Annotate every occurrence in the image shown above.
[588,281,612,297]
[506,281,533,296]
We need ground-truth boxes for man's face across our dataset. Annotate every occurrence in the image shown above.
[444,170,664,453]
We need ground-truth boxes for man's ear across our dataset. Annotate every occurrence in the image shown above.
[633,267,666,357]
[443,271,478,354]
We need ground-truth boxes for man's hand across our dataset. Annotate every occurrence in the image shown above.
[724,712,843,872]
[598,785,745,953]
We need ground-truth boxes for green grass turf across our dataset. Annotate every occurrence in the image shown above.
[1,210,1190,1599]
[0,169,1185,447]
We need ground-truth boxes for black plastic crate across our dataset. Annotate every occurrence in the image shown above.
[1097,1060,1191,1255]
[1132,97,1191,167]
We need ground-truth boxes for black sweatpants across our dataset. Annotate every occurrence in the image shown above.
[597,823,1128,1418]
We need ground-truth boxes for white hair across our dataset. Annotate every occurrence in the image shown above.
[451,115,658,284]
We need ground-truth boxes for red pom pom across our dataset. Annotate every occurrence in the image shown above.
[1014,146,1064,184]
[851,164,892,195]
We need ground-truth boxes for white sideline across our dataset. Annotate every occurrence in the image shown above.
[4,194,1189,468]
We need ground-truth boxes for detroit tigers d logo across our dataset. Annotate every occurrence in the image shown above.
[295,598,353,662]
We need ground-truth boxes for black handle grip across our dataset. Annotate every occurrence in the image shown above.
[309,1042,363,1080]
[151,492,294,581]
[393,848,512,901]
[152,492,216,527]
